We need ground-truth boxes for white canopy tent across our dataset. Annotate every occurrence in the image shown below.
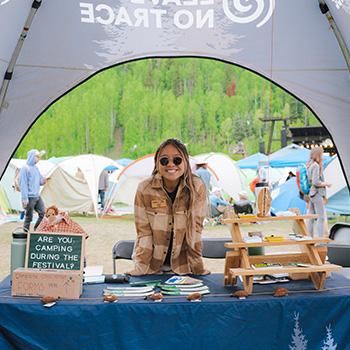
[194,152,245,199]
[0,0,349,189]
[40,154,120,215]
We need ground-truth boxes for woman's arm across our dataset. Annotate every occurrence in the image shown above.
[127,186,154,276]
[188,180,210,275]
[310,163,330,188]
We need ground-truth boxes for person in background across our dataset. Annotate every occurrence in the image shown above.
[98,169,109,210]
[306,147,331,237]
[286,171,296,182]
[19,149,47,232]
[195,162,211,193]
[128,138,210,276]
[249,171,260,195]
[234,190,253,215]
[209,187,230,217]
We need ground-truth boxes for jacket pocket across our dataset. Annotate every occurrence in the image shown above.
[146,210,169,231]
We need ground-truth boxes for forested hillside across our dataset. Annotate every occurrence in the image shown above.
[16,58,318,159]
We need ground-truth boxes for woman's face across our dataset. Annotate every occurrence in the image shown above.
[158,144,186,186]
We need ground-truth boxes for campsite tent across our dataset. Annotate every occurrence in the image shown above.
[0,158,55,211]
[237,153,268,169]
[41,154,120,215]
[271,177,307,215]
[325,156,350,215]
[324,156,348,198]
[327,187,350,215]
[268,144,332,168]
[194,153,246,199]
[112,155,155,207]
[0,0,349,188]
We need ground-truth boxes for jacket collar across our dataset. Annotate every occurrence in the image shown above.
[151,173,186,193]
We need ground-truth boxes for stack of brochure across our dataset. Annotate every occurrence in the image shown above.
[159,276,210,295]
[83,265,105,284]
[103,285,155,297]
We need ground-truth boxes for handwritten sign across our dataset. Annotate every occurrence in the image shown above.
[26,232,83,271]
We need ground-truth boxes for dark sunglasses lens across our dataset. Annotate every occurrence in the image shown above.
[173,157,182,165]
[160,157,169,166]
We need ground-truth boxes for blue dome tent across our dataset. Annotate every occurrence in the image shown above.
[237,153,268,169]
[271,177,307,215]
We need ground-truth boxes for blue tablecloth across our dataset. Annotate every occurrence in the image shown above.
[1,272,350,350]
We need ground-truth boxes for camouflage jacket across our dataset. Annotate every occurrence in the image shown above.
[129,173,208,276]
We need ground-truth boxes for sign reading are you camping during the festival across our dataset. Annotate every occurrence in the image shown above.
[26,233,84,271]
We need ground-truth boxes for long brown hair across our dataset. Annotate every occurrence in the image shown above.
[152,138,197,233]
[307,146,324,175]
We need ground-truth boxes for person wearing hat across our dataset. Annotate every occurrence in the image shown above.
[195,162,211,193]
[234,190,253,215]
[19,149,47,232]
[209,187,230,217]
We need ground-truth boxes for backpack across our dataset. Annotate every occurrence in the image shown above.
[296,164,310,195]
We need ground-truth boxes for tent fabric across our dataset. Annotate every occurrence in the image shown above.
[194,153,245,199]
[324,156,348,198]
[114,155,156,206]
[268,144,332,168]
[116,158,133,167]
[0,0,349,184]
[41,167,93,213]
[326,187,350,215]
[0,159,55,211]
[271,177,307,215]
[236,153,268,169]
[41,154,119,215]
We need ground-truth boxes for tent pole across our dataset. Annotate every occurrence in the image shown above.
[319,0,350,73]
[0,0,42,114]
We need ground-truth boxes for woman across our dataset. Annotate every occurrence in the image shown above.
[306,147,331,237]
[128,138,210,276]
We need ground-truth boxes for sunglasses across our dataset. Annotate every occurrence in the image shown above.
[159,156,183,166]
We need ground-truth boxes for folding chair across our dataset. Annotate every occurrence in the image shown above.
[111,237,231,273]
[112,240,135,274]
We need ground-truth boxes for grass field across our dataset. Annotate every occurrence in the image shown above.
[0,216,303,281]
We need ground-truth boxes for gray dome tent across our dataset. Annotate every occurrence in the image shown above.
[0,0,349,185]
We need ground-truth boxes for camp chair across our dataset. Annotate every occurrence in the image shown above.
[112,238,231,274]
[327,222,350,267]
[112,240,135,274]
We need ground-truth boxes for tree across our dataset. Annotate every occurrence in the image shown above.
[322,325,337,350]
[289,313,308,350]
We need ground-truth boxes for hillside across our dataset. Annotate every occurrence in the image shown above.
[16,58,319,159]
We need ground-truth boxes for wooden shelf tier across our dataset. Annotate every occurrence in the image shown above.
[229,264,341,277]
[225,237,330,248]
[223,212,342,293]
[223,214,318,224]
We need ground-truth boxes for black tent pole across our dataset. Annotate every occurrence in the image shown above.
[319,0,350,73]
[0,0,42,114]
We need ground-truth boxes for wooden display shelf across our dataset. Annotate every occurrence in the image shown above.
[230,264,341,277]
[223,214,342,293]
[225,237,330,248]
[223,214,318,224]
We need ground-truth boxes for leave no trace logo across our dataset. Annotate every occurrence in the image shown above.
[222,0,275,27]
